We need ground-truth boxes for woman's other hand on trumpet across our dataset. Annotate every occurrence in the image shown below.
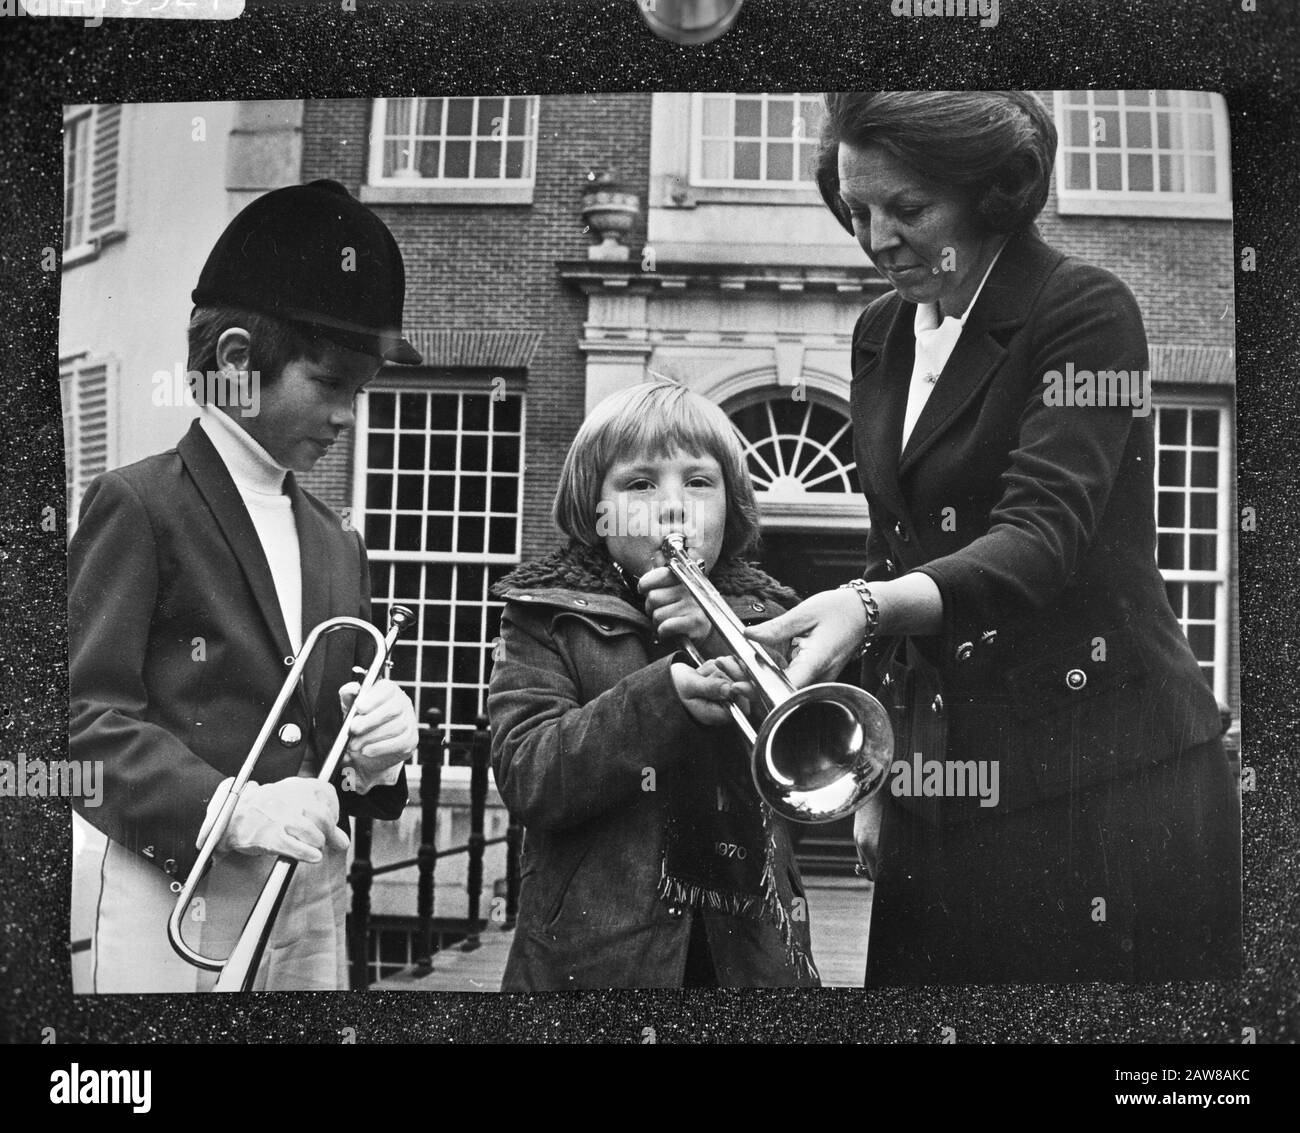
[745,588,870,689]
[339,678,419,791]
[747,574,943,688]
[671,655,755,728]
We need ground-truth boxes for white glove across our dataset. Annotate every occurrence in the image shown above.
[216,778,350,863]
[339,678,417,793]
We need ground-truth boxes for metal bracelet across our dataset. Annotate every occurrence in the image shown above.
[839,578,880,656]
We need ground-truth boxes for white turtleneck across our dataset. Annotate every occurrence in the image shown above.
[199,406,303,653]
[196,406,401,810]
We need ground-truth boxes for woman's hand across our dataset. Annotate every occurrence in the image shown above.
[639,565,714,645]
[671,655,754,728]
[744,588,868,689]
[852,790,887,882]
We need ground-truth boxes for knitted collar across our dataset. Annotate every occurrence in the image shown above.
[491,541,800,607]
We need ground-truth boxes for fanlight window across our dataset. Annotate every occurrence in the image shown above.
[727,393,861,500]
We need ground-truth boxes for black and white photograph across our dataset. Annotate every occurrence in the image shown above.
[62,87,1242,993]
[1,0,1296,1081]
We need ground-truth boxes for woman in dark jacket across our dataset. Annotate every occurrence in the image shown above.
[488,380,818,990]
[745,91,1241,984]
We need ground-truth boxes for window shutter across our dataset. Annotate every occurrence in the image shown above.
[88,105,122,239]
[60,358,114,529]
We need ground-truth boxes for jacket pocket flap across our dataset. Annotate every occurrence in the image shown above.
[1005,627,1147,719]
[550,609,641,640]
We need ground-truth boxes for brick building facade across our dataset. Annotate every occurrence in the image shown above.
[60,90,1239,755]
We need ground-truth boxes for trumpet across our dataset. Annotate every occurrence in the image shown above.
[167,605,415,991]
[661,534,892,824]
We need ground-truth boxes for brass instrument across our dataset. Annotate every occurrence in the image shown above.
[167,606,414,991]
[661,534,892,824]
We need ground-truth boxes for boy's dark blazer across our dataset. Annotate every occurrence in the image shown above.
[70,419,407,883]
[850,225,1225,822]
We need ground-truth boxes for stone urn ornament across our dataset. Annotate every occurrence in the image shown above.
[636,0,745,44]
[580,169,641,261]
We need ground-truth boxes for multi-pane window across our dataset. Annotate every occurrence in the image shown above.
[1155,402,1230,699]
[62,104,124,258]
[369,97,538,184]
[354,384,525,749]
[692,93,825,186]
[1054,91,1230,217]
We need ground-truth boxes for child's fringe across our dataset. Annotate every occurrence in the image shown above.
[657,815,820,985]
[759,805,820,984]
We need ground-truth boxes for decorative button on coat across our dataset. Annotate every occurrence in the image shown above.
[1065,668,1087,690]
[277,722,303,746]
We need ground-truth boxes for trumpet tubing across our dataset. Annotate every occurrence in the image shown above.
[167,605,415,991]
[662,534,892,823]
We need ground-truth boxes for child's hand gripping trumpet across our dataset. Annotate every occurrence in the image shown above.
[639,535,760,731]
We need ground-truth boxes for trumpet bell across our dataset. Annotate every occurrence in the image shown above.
[754,683,893,824]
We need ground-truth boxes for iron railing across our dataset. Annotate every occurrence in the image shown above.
[347,709,522,990]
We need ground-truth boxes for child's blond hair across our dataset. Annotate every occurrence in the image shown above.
[553,379,760,559]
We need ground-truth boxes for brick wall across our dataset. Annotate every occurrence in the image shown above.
[1037,202,1234,351]
[298,95,653,565]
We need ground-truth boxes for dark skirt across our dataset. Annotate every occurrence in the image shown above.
[864,736,1242,984]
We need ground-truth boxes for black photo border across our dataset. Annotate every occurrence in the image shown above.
[2,0,1297,1046]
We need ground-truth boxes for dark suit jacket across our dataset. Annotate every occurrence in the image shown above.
[850,226,1222,822]
[69,419,407,884]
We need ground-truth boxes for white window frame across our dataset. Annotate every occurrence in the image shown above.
[689,92,825,191]
[59,353,118,533]
[62,104,126,268]
[351,379,526,754]
[362,97,539,206]
[1153,392,1231,702]
[1053,90,1232,219]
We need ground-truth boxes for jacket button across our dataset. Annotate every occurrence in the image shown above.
[574,598,588,607]
[893,521,908,542]
[517,594,533,602]
[980,629,998,645]
[163,858,177,875]
[955,641,974,662]
[278,723,303,747]
[885,558,896,575]
[931,694,944,714]
[598,622,612,631]
[880,673,893,689]
[751,601,764,612]
[666,904,684,919]
[1066,668,1087,690]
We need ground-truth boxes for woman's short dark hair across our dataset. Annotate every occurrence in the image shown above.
[186,306,329,401]
[815,91,1057,236]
